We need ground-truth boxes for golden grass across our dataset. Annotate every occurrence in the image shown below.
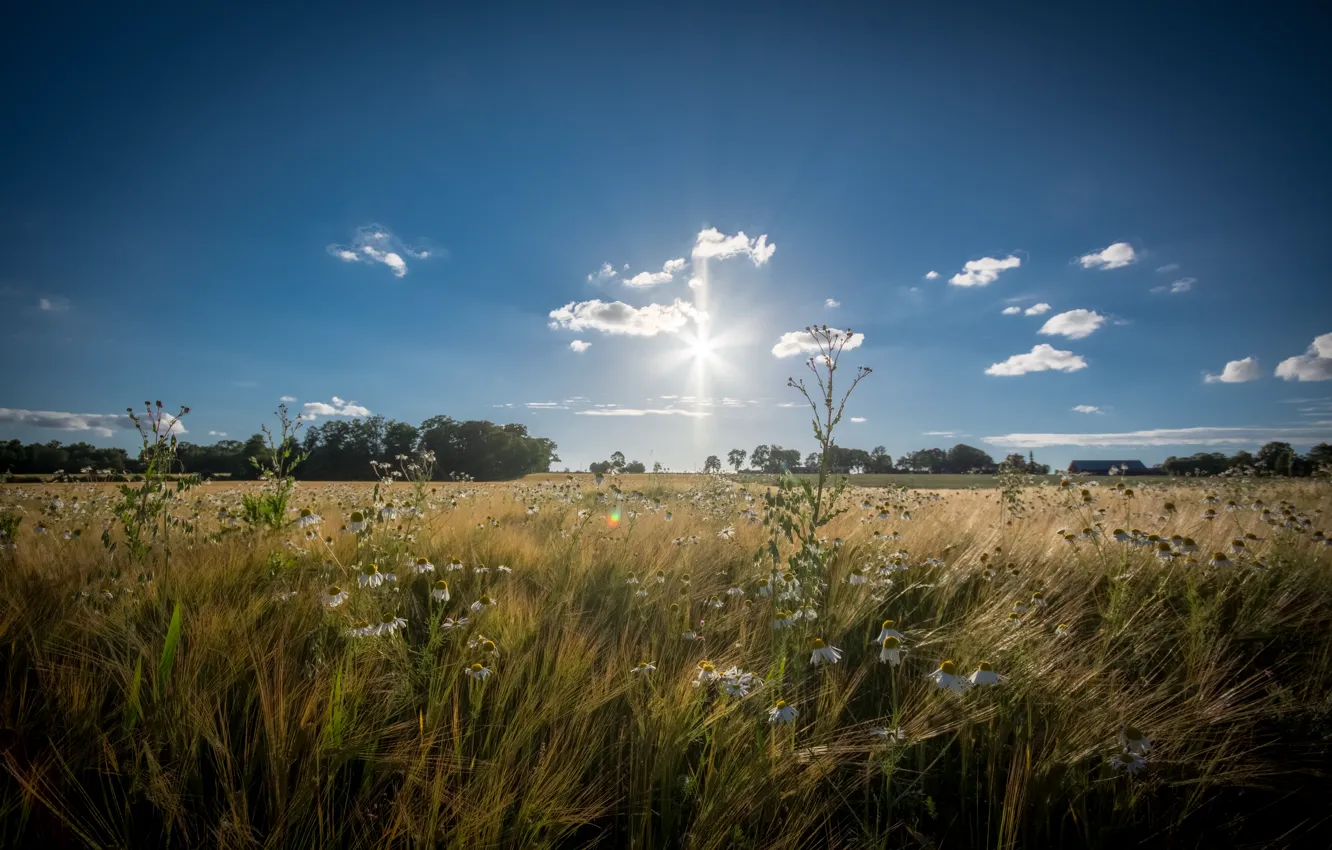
[1,475,1330,847]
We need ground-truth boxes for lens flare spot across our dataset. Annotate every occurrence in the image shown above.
[607,509,621,527]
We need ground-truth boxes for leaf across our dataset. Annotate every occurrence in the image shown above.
[156,601,183,699]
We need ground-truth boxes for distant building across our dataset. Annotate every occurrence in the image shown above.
[1067,460,1150,476]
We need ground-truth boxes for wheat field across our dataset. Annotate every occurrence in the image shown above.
[1,473,1330,848]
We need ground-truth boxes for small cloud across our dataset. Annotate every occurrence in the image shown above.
[923,430,958,437]
[280,395,297,402]
[771,328,864,358]
[525,402,566,409]
[687,276,703,290]
[925,270,939,280]
[587,262,618,282]
[624,270,673,287]
[1072,405,1103,414]
[1024,303,1052,316]
[1079,242,1137,270]
[692,228,775,265]
[985,344,1088,376]
[1001,306,1022,315]
[575,408,710,417]
[569,339,591,353]
[327,225,436,278]
[1151,277,1195,295]
[824,298,840,308]
[38,296,70,312]
[1155,263,1180,274]
[775,401,803,408]
[949,255,1021,287]
[301,398,371,419]
[1205,356,1262,384]
[208,430,228,436]
[850,416,867,423]
[663,258,688,274]
[1275,332,1332,382]
[549,298,705,336]
[1039,309,1105,340]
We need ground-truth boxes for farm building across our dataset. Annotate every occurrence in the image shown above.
[1067,460,1151,476]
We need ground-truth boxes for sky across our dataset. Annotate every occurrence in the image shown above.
[2,1,1330,472]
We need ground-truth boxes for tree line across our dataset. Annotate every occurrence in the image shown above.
[701,444,1052,475]
[1,414,560,482]
[1162,442,1331,477]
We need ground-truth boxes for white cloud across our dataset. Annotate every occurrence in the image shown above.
[850,416,866,423]
[925,270,939,280]
[824,298,840,308]
[280,395,297,402]
[1079,242,1137,270]
[1156,263,1180,274]
[984,425,1332,449]
[1001,306,1022,315]
[1024,302,1052,316]
[569,339,591,353]
[985,344,1088,376]
[548,298,704,336]
[575,408,710,418]
[0,408,185,437]
[771,328,864,358]
[692,228,776,265]
[1039,309,1105,340]
[1072,405,1103,414]
[587,263,618,282]
[38,296,70,312]
[923,430,958,437]
[1275,333,1332,382]
[663,258,688,274]
[624,270,674,287]
[208,430,228,437]
[525,402,566,409]
[1152,277,1195,295]
[1205,356,1262,384]
[687,276,703,290]
[301,398,371,419]
[327,225,434,278]
[949,255,1021,287]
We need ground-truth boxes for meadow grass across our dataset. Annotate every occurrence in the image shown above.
[1,474,1330,848]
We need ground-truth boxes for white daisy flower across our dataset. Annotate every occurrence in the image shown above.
[358,563,388,588]
[1109,751,1146,775]
[717,525,736,540]
[470,594,496,612]
[631,660,656,675]
[968,661,1003,687]
[875,620,905,643]
[295,509,321,529]
[466,663,493,681]
[322,585,348,607]
[409,557,435,575]
[768,699,798,725]
[430,579,450,602]
[847,568,868,585]
[879,636,905,666]
[809,638,842,666]
[693,661,720,686]
[347,511,367,533]
[927,660,971,694]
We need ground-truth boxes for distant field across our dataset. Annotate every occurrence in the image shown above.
[525,472,1179,490]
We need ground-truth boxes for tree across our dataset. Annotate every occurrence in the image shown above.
[946,443,995,473]
[652,461,664,473]
[751,445,770,473]
[727,448,747,473]
[804,452,821,470]
[1309,443,1332,471]
[703,455,721,474]
[868,445,892,473]
[1256,442,1295,471]
[623,460,646,474]
[609,451,626,472]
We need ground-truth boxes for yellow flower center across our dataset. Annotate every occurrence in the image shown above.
[939,660,956,675]
[328,585,341,595]
[471,663,483,672]
[775,700,787,709]
[479,595,492,605]
[481,640,496,653]
[1125,725,1143,739]
[812,638,826,649]
[977,661,993,671]
[700,661,715,672]
[882,636,901,649]
[365,564,378,574]
[434,579,448,590]
[882,619,894,629]
[300,509,312,517]
[350,511,364,522]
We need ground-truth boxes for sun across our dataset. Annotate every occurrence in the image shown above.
[688,334,718,363]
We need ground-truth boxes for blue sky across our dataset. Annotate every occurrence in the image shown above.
[2,1,1330,471]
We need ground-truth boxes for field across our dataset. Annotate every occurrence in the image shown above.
[2,473,1331,847]
[730,473,1173,490]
